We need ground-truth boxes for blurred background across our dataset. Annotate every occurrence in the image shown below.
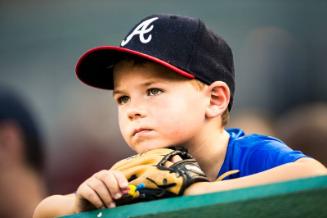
[1,0,327,203]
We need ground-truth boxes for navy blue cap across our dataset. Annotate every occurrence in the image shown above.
[76,14,235,110]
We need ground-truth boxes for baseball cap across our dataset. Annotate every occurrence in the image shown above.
[76,14,235,110]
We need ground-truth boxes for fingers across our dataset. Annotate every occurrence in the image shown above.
[76,181,105,210]
[165,155,183,167]
[88,176,114,208]
[112,170,130,190]
[75,170,129,211]
[171,155,183,163]
[96,170,129,201]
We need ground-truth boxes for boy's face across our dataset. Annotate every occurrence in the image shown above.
[113,60,209,153]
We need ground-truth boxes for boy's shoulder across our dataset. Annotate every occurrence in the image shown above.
[226,128,303,158]
[219,128,306,179]
[227,128,284,148]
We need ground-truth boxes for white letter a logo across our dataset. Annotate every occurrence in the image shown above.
[121,17,159,46]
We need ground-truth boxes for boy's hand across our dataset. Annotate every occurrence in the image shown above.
[74,170,129,212]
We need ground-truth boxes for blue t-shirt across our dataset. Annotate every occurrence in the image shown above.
[217,128,306,180]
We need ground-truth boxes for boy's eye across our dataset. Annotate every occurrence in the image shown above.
[117,95,130,105]
[147,88,163,96]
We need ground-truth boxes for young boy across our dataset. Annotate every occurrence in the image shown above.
[34,14,327,218]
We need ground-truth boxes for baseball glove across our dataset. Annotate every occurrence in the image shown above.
[111,147,209,205]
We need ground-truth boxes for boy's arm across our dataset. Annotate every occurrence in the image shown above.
[33,194,75,218]
[185,157,327,195]
[33,169,129,218]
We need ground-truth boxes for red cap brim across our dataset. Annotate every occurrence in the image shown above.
[75,46,195,90]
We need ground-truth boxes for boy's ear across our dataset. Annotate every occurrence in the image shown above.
[205,81,230,118]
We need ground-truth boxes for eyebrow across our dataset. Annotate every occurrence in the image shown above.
[112,89,123,96]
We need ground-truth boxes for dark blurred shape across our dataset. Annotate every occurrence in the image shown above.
[0,86,44,172]
[0,85,46,218]
[275,103,327,166]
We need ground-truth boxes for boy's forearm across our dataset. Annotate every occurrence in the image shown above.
[33,194,76,218]
[185,158,327,195]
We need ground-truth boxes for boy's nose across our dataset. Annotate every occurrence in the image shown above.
[127,107,146,120]
[128,112,144,120]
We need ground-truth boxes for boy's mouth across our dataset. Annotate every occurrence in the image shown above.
[132,128,153,136]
